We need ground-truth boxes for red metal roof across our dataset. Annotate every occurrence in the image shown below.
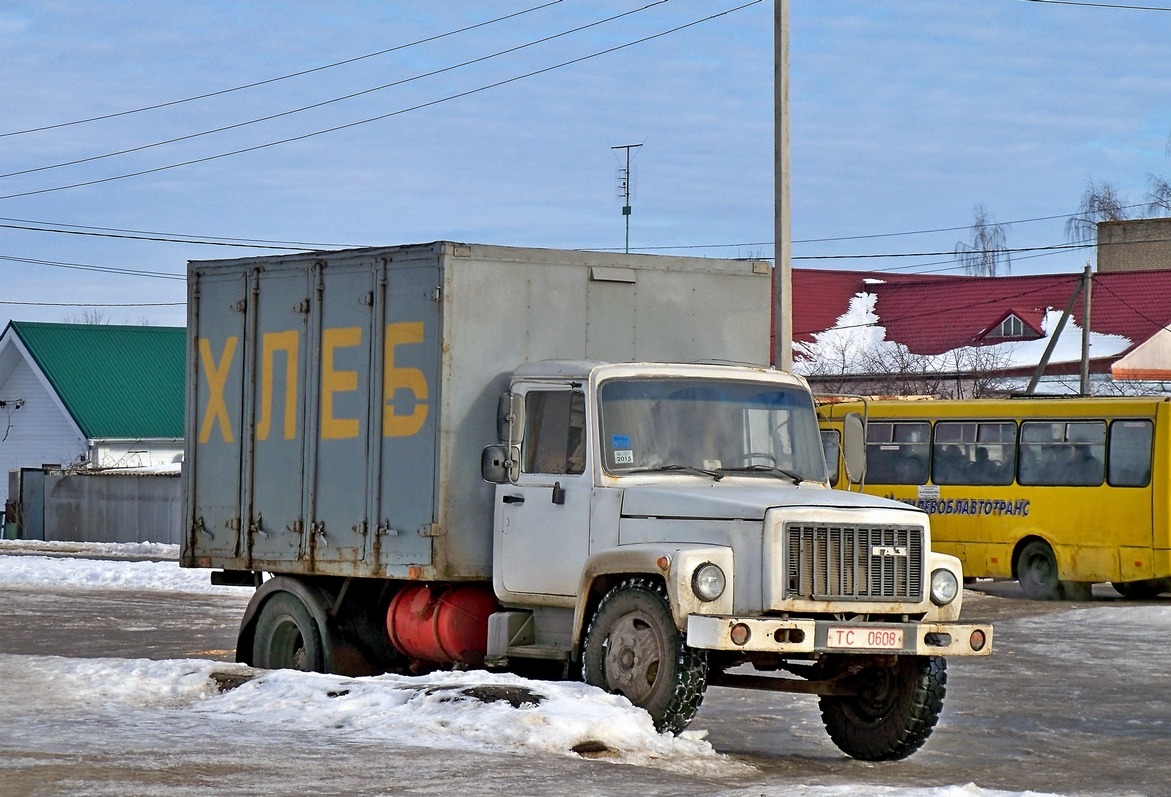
[792,268,1171,359]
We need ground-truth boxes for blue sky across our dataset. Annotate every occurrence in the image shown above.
[2,0,1171,329]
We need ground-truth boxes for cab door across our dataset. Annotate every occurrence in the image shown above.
[496,385,591,598]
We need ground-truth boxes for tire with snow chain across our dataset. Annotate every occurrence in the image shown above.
[581,578,708,734]
[819,655,946,761]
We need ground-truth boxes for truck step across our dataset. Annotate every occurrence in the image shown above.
[502,644,570,662]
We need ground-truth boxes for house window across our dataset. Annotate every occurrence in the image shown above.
[988,315,1025,339]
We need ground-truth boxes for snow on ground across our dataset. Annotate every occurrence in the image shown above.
[0,541,1074,795]
[0,540,246,594]
[9,654,748,778]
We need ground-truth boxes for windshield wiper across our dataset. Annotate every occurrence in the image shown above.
[626,464,724,481]
[718,464,804,484]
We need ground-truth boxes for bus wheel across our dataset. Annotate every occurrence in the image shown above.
[1016,540,1063,601]
[252,591,326,672]
[581,578,708,734]
[1112,578,1171,600]
[818,655,946,761]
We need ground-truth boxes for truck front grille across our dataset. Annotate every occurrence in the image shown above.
[784,523,924,601]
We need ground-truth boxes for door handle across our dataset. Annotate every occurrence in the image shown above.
[502,494,525,505]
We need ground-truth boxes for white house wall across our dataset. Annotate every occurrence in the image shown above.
[91,440,184,469]
[1112,328,1171,381]
[0,356,87,505]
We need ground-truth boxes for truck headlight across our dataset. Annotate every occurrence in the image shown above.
[692,563,726,602]
[930,568,960,606]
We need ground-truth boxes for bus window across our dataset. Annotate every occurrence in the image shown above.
[1108,420,1153,487]
[865,421,929,484]
[932,421,1015,486]
[1019,420,1105,486]
[820,429,840,487]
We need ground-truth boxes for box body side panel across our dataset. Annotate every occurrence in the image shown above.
[184,249,445,577]
[184,243,772,580]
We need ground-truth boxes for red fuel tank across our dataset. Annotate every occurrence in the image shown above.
[385,583,498,666]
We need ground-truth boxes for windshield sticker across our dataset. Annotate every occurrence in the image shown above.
[611,435,634,465]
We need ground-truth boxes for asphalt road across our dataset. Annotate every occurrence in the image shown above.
[0,578,1166,796]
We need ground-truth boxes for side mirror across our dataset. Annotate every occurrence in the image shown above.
[842,412,867,485]
[481,444,519,484]
[497,392,524,444]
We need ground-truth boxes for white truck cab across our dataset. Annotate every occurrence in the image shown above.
[482,360,989,759]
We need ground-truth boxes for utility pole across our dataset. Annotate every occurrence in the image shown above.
[773,0,793,370]
[612,143,642,254]
[1080,264,1093,395]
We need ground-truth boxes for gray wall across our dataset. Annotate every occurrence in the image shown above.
[14,470,181,545]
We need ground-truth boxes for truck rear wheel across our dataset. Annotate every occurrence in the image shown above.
[819,655,946,761]
[252,591,325,672]
[581,578,708,734]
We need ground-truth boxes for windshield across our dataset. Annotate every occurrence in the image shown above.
[598,377,827,482]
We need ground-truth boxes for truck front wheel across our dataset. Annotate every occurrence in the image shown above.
[818,655,946,761]
[252,591,326,672]
[581,578,708,734]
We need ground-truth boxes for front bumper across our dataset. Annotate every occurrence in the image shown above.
[687,614,993,656]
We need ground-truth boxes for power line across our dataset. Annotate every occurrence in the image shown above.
[0,255,185,280]
[0,1,762,201]
[590,202,1151,251]
[0,219,358,250]
[0,300,184,307]
[793,241,1095,261]
[1094,280,1171,334]
[1022,0,1171,10]
[0,1,564,139]
[792,230,1171,263]
[834,245,1078,277]
[793,203,1149,243]
[2,1,670,180]
[0,219,1146,275]
[598,239,1097,260]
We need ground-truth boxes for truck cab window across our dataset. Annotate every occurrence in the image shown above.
[820,430,840,487]
[522,390,586,475]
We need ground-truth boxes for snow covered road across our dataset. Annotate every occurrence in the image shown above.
[0,542,1160,796]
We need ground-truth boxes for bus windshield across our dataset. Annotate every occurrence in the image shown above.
[599,377,827,482]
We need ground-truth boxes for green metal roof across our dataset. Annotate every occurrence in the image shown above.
[7,321,185,439]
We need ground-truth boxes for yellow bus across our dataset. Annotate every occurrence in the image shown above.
[817,396,1168,601]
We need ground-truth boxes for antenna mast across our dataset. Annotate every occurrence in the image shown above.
[612,143,642,254]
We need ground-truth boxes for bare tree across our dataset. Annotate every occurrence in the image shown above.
[1150,134,1171,215]
[801,333,1018,399]
[1147,174,1171,215]
[64,309,109,325]
[1066,178,1130,243]
[954,205,1011,277]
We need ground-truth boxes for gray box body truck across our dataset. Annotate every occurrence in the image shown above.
[183,241,990,761]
